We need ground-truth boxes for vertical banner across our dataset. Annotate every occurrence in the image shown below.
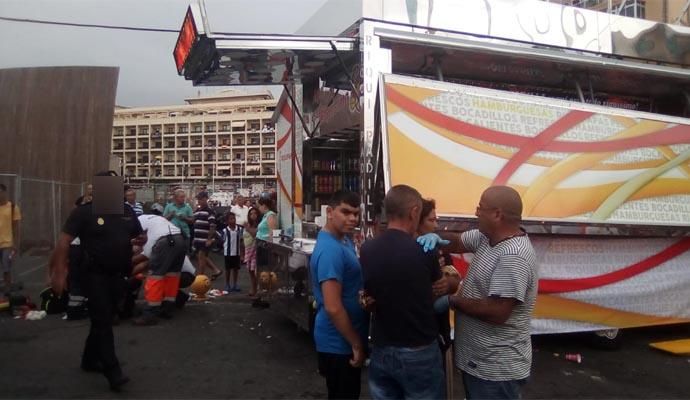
[361,22,391,238]
[293,84,304,234]
[275,89,294,232]
[361,23,376,236]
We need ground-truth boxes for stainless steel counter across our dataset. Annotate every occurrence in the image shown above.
[256,237,316,332]
[258,236,316,257]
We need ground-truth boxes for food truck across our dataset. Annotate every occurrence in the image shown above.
[174,0,690,338]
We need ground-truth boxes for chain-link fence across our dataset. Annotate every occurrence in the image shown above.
[0,173,279,253]
[0,174,84,252]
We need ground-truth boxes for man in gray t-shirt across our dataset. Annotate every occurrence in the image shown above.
[418,185,538,400]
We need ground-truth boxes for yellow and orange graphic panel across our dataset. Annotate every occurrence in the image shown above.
[381,75,690,227]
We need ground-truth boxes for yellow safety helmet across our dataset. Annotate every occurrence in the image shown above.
[190,274,211,296]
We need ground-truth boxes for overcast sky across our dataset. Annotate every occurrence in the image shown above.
[0,0,348,107]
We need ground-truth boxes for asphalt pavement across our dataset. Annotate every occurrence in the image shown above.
[2,253,690,399]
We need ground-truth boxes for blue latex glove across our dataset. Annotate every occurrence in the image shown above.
[434,295,450,313]
[417,233,450,253]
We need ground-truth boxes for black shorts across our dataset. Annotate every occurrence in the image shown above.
[193,241,209,254]
[224,255,241,270]
[317,352,362,400]
[256,245,270,267]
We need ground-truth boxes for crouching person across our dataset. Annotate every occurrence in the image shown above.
[121,247,195,319]
[133,213,187,325]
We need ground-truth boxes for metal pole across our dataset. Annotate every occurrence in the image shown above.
[587,74,595,102]
[616,0,628,15]
[673,0,690,24]
[14,174,21,207]
[291,81,297,231]
[433,55,444,81]
[57,183,62,247]
[51,181,58,248]
[574,80,586,103]
[16,175,22,252]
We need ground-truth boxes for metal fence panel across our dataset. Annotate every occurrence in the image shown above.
[0,174,83,252]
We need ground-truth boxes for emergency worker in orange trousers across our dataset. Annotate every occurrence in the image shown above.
[133,214,187,325]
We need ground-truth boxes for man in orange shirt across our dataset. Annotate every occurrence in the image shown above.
[0,184,21,295]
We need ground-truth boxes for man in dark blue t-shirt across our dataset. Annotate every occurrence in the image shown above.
[310,191,368,400]
[361,185,444,400]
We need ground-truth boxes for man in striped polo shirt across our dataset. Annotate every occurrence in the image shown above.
[193,192,222,280]
[419,186,538,400]
[124,188,144,217]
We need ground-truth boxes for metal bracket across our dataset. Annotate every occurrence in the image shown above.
[574,79,586,103]
[329,41,360,98]
[282,84,314,139]
[674,0,690,24]
[433,54,444,81]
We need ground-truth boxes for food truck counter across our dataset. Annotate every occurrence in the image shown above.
[256,236,316,333]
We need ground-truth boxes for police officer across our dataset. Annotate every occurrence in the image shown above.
[50,172,145,391]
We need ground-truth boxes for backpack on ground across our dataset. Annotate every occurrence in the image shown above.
[39,287,68,314]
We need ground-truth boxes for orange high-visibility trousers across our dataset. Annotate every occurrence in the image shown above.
[163,272,181,303]
[144,276,165,307]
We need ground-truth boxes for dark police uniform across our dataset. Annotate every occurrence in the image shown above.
[62,203,142,383]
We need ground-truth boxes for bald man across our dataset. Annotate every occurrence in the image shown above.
[418,186,538,400]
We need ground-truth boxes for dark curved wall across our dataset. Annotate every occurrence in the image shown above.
[0,66,119,249]
[0,66,119,181]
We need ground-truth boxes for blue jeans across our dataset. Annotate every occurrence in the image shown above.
[462,371,527,400]
[368,342,445,400]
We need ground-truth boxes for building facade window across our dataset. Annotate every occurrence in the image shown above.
[570,0,645,18]
[113,93,277,184]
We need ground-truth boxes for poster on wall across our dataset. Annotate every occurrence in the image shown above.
[380,74,690,228]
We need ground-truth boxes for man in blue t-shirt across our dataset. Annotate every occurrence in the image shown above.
[310,191,367,400]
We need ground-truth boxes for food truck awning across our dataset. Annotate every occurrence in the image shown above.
[174,5,357,87]
[175,2,690,99]
[376,28,690,98]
